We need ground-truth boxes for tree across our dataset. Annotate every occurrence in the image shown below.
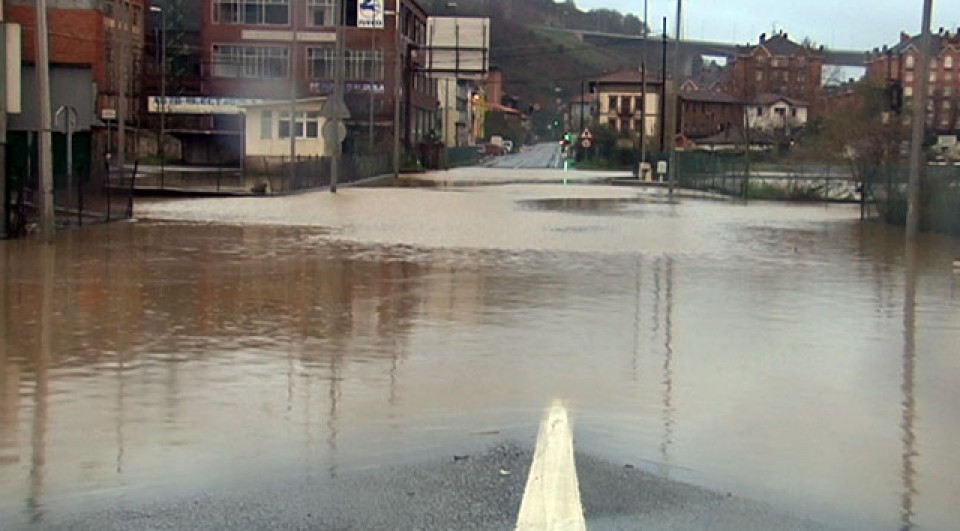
[799,80,907,182]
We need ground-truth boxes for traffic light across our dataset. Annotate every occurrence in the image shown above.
[887,81,904,114]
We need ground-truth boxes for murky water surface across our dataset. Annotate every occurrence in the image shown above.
[2,186,960,529]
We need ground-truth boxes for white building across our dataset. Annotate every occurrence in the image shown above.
[747,93,808,133]
[241,98,329,167]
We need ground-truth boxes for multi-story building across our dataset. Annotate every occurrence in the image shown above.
[727,32,824,115]
[5,0,146,174]
[866,29,960,133]
[588,69,662,148]
[198,0,437,163]
[677,89,743,140]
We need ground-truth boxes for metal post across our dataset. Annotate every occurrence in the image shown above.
[289,1,298,189]
[330,0,344,193]
[906,0,933,241]
[116,0,127,177]
[392,0,402,179]
[659,18,667,151]
[369,30,376,152]
[668,0,682,199]
[35,0,55,242]
[0,6,7,239]
[55,106,76,210]
[639,0,647,172]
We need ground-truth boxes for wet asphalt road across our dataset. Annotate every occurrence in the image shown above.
[18,442,831,531]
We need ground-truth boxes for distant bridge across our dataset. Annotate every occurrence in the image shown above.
[533,26,868,78]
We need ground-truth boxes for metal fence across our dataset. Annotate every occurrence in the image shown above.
[866,163,960,237]
[4,164,136,238]
[676,152,858,202]
[133,153,393,196]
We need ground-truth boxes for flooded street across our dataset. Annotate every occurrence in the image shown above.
[2,182,960,529]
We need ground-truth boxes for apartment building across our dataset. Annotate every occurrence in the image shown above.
[866,29,960,133]
[588,69,662,148]
[5,0,146,174]
[199,0,437,162]
[727,32,824,115]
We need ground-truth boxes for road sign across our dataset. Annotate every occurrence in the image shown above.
[581,128,594,140]
[580,138,592,149]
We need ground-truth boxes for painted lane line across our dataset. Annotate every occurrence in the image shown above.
[515,399,586,531]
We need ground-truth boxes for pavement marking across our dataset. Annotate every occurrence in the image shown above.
[515,399,586,531]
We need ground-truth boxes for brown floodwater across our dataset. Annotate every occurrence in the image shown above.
[1,186,959,529]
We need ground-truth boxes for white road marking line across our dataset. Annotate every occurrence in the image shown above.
[515,399,586,531]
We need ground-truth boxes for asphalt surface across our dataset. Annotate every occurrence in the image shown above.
[14,442,833,531]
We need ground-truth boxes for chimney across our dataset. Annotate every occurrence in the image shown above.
[900,31,911,44]
[759,33,766,43]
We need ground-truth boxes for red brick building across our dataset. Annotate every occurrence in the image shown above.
[866,30,960,133]
[6,0,147,167]
[678,89,743,140]
[200,0,437,158]
[727,32,825,116]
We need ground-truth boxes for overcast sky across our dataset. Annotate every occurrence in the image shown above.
[573,1,960,50]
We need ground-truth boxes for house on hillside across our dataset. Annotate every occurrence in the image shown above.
[866,29,960,133]
[588,69,662,147]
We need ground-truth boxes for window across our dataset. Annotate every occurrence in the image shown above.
[608,96,617,113]
[930,70,937,83]
[214,0,289,25]
[308,48,384,81]
[620,96,631,114]
[905,86,914,97]
[634,97,643,113]
[945,87,954,97]
[307,0,336,26]
[905,54,915,69]
[278,111,322,139]
[905,71,914,83]
[260,111,273,139]
[212,44,289,78]
[791,108,798,117]
[774,107,786,117]
[945,56,954,69]
[756,70,763,82]
[756,106,763,116]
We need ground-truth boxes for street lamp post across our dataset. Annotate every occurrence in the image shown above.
[149,5,166,165]
[392,0,402,180]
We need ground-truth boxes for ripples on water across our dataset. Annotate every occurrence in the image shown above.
[1,193,959,529]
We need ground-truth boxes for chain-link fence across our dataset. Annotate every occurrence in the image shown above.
[866,163,960,237]
[676,152,858,202]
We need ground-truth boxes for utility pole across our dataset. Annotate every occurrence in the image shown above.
[35,0,54,242]
[668,0,682,199]
[639,0,648,173]
[330,0,345,193]
[659,18,667,152]
[288,2,298,188]
[392,0,403,180]
[0,0,8,239]
[116,0,127,177]
[906,0,933,241]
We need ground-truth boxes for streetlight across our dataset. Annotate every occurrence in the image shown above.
[149,4,166,167]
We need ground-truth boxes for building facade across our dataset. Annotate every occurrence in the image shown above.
[589,69,661,146]
[727,32,824,115]
[198,0,437,162]
[5,0,146,174]
[866,29,960,133]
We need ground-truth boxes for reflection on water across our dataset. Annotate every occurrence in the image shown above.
[1,196,959,530]
[900,244,919,531]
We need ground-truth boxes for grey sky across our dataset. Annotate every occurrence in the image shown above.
[574,0,960,51]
